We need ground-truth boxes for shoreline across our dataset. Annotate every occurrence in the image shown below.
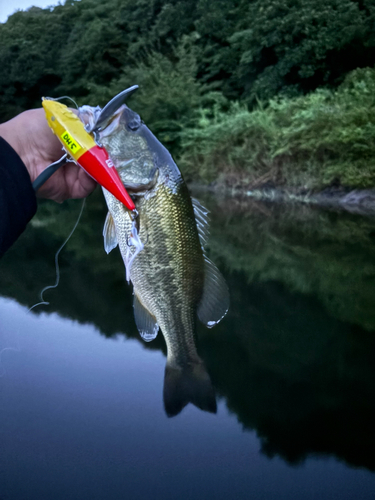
[188,181,375,217]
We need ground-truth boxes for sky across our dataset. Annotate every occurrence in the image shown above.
[0,0,62,23]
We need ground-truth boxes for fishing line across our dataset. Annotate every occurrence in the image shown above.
[0,343,21,377]
[0,199,85,376]
[45,95,79,109]
[29,198,86,312]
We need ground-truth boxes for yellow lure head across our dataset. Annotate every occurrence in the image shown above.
[42,98,96,161]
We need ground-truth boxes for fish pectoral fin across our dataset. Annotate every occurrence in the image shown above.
[197,257,230,328]
[103,211,118,254]
[133,294,159,342]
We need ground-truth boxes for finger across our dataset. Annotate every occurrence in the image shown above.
[63,163,97,199]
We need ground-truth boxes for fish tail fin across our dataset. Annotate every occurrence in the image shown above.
[163,360,217,417]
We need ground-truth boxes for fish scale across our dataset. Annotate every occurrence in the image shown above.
[132,181,204,360]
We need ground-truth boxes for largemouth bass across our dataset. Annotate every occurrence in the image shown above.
[81,103,229,417]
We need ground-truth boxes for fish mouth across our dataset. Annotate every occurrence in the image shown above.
[94,85,139,130]
[98,106,125,138]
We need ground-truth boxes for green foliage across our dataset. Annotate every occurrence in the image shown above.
[180,67,375,189]
[109,35,204,154]
[0,5,71,118]
[230,0,375,102]
[272,68,375,187]
[179,98,277,181]
[1,0,374,119]
[1,0,375,189]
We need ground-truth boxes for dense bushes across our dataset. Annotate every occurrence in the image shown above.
[1,0,374,115]
[230,0,375,102]
[179,67,375,189]
[1,0,375,190]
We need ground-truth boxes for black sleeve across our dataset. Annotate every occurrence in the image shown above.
[0,137,37,257]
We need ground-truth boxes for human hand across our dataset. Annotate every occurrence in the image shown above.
[0,108,96,202]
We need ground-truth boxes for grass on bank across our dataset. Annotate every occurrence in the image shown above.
[179,67,375,190]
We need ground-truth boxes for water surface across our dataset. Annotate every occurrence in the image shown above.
[1,192,375,499]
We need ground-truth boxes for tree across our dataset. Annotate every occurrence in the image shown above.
[230,0,375,102]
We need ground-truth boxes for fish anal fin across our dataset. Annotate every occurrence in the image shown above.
[197,257,229,328]
[133,294,159,342]
[103,211,118,254]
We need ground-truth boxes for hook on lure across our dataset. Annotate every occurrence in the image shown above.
[124,209,144,283]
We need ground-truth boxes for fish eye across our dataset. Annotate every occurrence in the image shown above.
[127,121,139,131]
[127,116,141,131]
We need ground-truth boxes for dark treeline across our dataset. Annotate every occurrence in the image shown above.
[1,0,374,111]
[1,0,375,188]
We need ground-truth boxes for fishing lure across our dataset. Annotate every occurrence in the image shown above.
[29,88,144,317]
[34,87,144,270]
[36,97,135,211]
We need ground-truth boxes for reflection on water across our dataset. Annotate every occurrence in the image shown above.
[1,191,375,482]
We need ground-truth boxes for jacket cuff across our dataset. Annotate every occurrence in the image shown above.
[0,136,37,256]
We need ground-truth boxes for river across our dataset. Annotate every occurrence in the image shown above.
[0,191,375,499]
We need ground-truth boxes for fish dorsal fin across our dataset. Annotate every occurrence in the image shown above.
[197,256,230,328]
[192,198,210,249]
[133,293,159,342]
[103,211,118,254]
[192,198,229,326]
